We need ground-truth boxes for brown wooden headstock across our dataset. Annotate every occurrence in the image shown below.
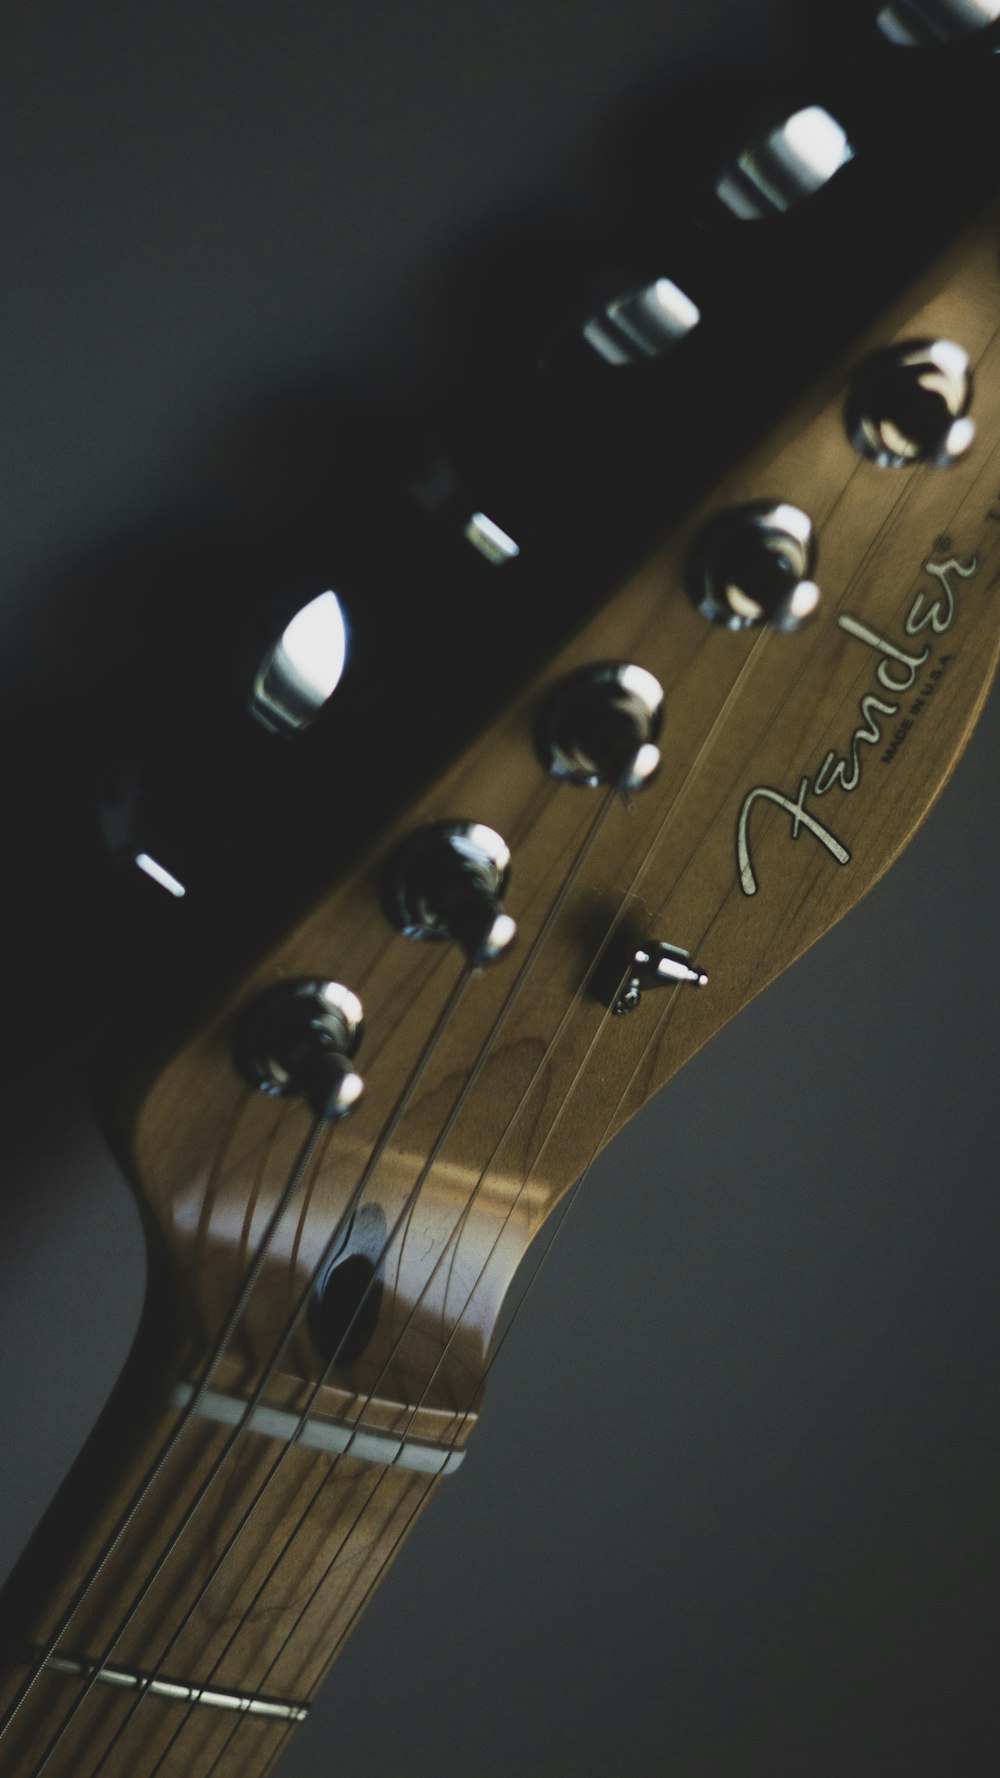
[122,197,1000,1449]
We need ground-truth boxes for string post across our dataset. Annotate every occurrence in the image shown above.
[233,978,366,1116]
[537,662,664,792]
[382,821,518,966]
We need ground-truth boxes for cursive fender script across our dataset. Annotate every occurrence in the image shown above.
[737,553,978,897]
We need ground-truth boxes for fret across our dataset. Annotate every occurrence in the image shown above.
[0,1388,445,1778]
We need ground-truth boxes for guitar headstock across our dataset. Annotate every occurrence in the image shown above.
[120,196,1000,1431]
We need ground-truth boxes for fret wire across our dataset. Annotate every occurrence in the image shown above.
[160,611,790,1769]
[31,962,473,1778]
[106,788,620,1778]
[0,1109,331,1762]
[189,410,988,1768]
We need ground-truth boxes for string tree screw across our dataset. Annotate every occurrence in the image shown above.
[594,938,708,1016]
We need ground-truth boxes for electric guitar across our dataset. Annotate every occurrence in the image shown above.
[1,5,998,1775]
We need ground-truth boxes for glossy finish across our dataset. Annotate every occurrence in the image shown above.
[582,279,701,366]
[537,662,664,790]
[688,499,821,631]
[232,979,365,1120]
[383,820,517,964]
[847,337,975,468]
[877,0,1000,44]
[716,106,854,220]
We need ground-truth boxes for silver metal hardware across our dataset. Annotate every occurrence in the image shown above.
[613,942,708,1015]
[877,0,1000,44]
[169,1382,466,1475]
[688,500,821,633]
[250,590,348,734]
[716,106,854,220]
[582,279,701,366]
[233,979,365,1120]
[537,663,664,792]
[36,1651,309,1723]
[463,511,521,565]
[847,338,975,469]
[383,821,517,965]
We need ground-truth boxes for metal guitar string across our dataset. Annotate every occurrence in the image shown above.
[34,420,922,1775]
[0,1110,331,1751]
[30,356,980,1775]
[207,447,955,1764]
[15,964,475,1776]
[150,622,795,1776]
[46,789,619,1778]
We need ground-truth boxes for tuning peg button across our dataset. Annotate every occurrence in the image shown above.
[716,106,854,221]
[877,0,1000,45]
[582,279,701,367]
[847,338,975,469]
[688,501,821,633]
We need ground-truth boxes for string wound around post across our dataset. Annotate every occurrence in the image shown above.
[233,979,366,1120]
[537,663,664,795]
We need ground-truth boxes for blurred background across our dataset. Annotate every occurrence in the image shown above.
[1,3,998,1774]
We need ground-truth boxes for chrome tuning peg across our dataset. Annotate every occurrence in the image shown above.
[688,501,822,633]
[846,339,975,469]
[613,942,708,1015]
[582,278,701,367]
[233,979,365,1121]
[383,821,518,966]
[877,0,1000,45]
[716,105,854,221]
[409,453,520,566]
[537,664,664,793]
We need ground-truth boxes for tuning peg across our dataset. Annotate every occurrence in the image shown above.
[537,664,664,793]
[250,590,350,734]
[383,821,517,966]
[716,105,854,220]
[613,942,709,1015]
[581,278,701,367]
[877,0,1000,44]
[688,501,821,633]
[846,338,975,468]
[233,979,365,1121]
[409,452,521,566]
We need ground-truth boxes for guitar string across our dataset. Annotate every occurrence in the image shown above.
[135,619,798,1777]
[44,788,620,1778]
[14,963,475,1776]
[31,377,983,1772]
[87,309,1000,1778]
[103,429,918,1767]
[200,445,963,1762]
[33,430,925,1774]
[0,1109,332,1749]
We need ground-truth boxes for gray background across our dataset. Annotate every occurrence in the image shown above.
[1,3,998,1775]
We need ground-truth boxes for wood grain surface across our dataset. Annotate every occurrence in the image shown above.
[3,197,999,1778]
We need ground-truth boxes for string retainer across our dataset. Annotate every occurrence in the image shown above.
[593,938,708,1016]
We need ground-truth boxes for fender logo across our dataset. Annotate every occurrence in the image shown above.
[737,552,978,897]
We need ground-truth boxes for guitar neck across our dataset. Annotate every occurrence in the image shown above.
[0,1356,444,1778]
